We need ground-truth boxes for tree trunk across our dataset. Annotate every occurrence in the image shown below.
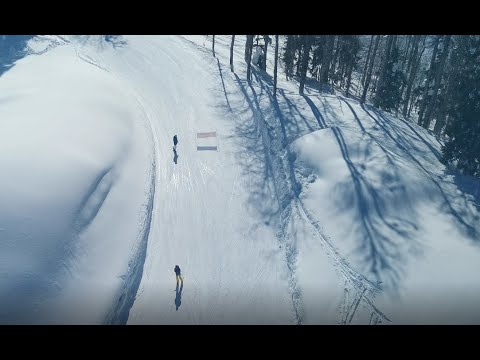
[345,61,354,97]
[402,35,412,73]
[299,36,311,95]
[212,35,215,57]
[361,35,374,87]
[418,35,441,125]
[408,92,416,118]
[296,38,302,76]
[374,35,394,107]
[283,35,295,80]
[230,35,235,72]
[402,35,421,117]
[317,35,335,91]
[263,35,269,71]
[246,35,254,83]
[326,35,335,87]
[361,35,381,103]
[422,35,451,129]
[330,36,340,80]
[274,35,279,97]
[407,37,427,118]
[433,104,448,135]
[392,35,398,51]
[398,35,416,107]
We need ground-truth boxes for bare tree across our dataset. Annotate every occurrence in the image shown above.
[401,35,412,73]
[418,36,441,125]
[361,35,375,88]
[319,35,335,91]
[299,36,311,95]
[361,35,381,103]
[274,35,279,97]
[296,38,302,76]
[422,35,451,129]
[230,35,235,72]
[402,35,423,117]
[263,35,270,71]
[374,35,395,107]
[245,35,252,62]
[212,35,215,57]
[246,35,254,84]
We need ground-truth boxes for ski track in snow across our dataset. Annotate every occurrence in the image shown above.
[179,35,391,324]
[29,35,390,324]
[260,94,390,324]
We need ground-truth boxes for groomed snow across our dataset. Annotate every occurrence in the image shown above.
[1,35,479,324]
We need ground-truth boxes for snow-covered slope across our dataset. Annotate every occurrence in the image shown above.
[289,98,480,324]
[1,35,479,324]
[99,36,294,324]
[0,36,155,324]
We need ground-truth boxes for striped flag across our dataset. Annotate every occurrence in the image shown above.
[196,131,218,151]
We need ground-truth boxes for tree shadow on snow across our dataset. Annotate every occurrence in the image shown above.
[248,69,424,296]
[330,125,422,297]
[175,282,183,311]
[364,104,480,242]
[208,52,464,299]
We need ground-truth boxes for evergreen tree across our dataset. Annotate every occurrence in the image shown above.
[443,35,480,177]
[374,44,406,111]
[283,35,297,80]
[299,35,312,95]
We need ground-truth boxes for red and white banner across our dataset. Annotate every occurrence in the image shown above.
[196,131,218,151]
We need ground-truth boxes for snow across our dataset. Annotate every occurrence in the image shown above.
[1,34,480,324]
[0,37,154,324]
[288,97,480,324]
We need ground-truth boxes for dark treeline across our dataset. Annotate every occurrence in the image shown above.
[237,35,480,178]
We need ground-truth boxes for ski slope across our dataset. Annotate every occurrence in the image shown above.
[99,36,295,324]
[1,35,480,324]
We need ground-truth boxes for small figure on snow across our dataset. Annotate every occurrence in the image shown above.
[174,264,183,284]
[173,135,178,151]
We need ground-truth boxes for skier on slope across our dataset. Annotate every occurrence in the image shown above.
[174,264,183,284]
[173,135,178,151]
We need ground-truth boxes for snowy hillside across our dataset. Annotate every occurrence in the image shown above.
[1,35,479,324]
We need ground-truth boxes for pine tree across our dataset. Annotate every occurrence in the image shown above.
[361,35,375,89]
[319,35,335,91]
[418,36,441,125]
[443,35,480,177]
[374,37,406,111]
[340,36,361,96]
[283,35,297,80]
[421,35,452,129]
[402,35,425,117]
[299,35,312,95]
[274,35,279,97]
[361,35,381,104]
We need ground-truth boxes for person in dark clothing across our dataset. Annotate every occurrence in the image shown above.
[173,135,178,151]
[174,264,183,284]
